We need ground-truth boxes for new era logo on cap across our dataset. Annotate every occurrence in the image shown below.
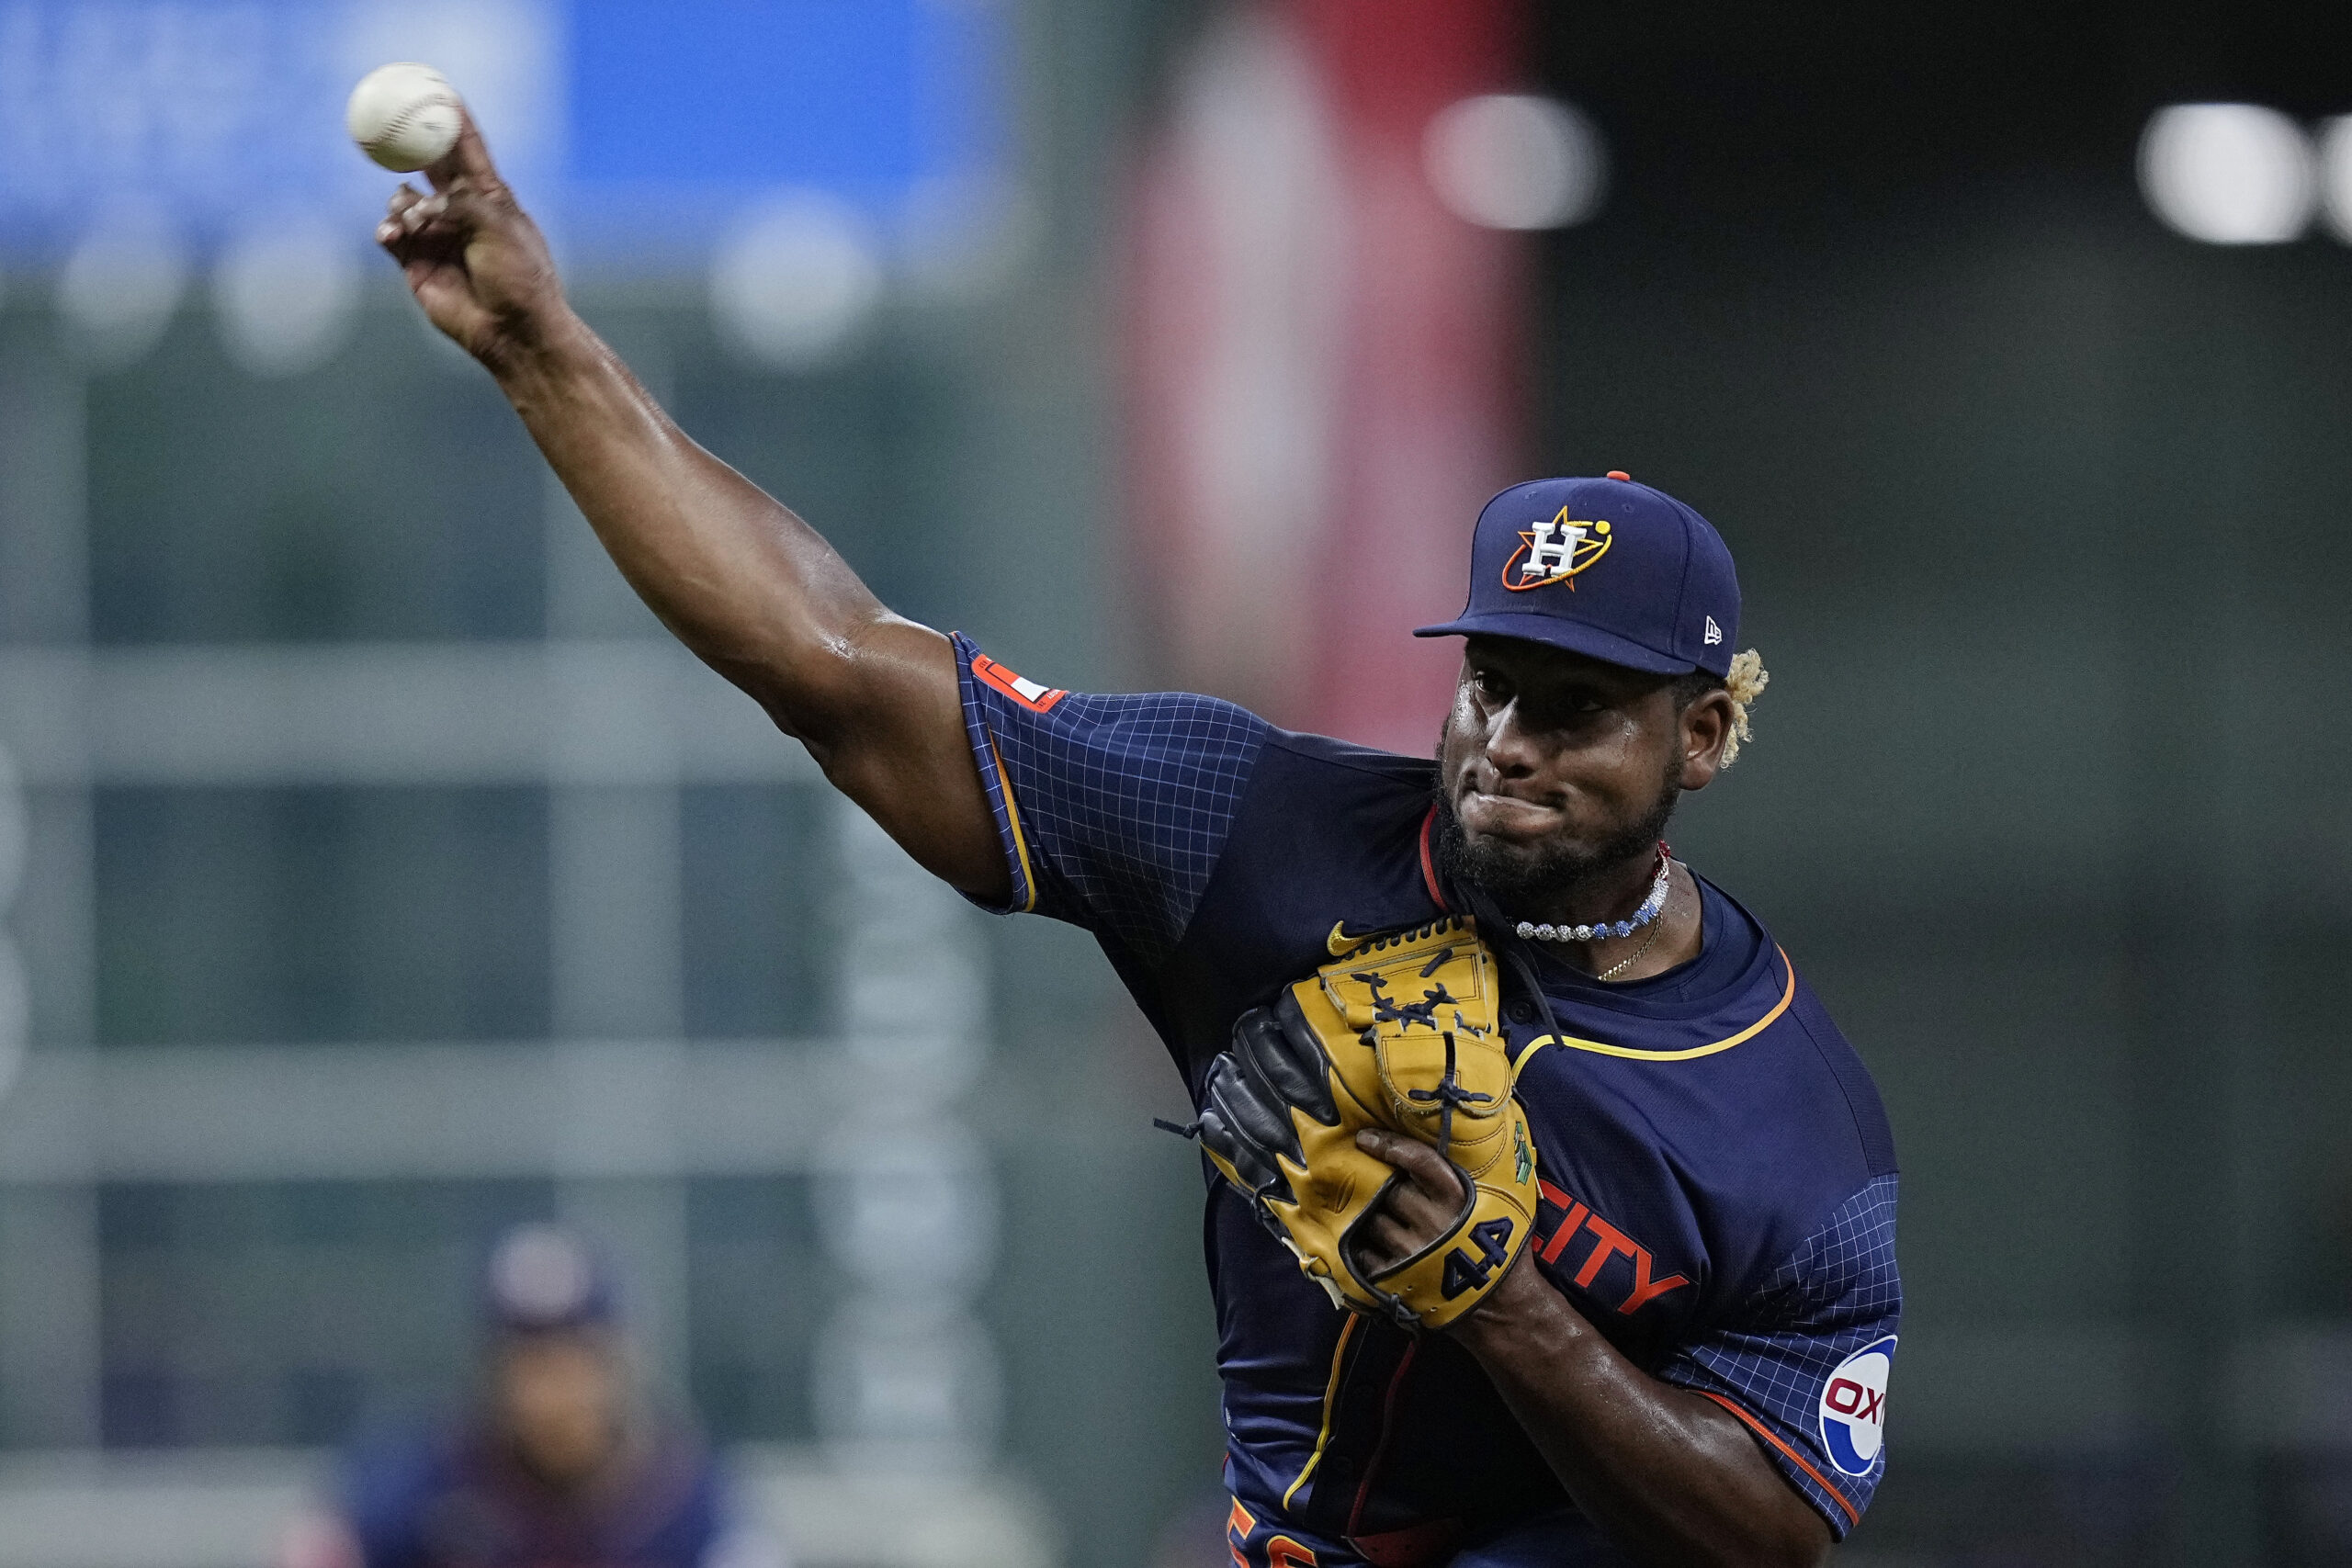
[1416,473,1743,678]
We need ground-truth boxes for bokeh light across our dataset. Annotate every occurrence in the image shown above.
[2138,103,2315,244]
[708,195,886,370]
[55,210,189,366]
[211,220,361,378]
[2319,116,2352,245]
[1422,93,1607,231]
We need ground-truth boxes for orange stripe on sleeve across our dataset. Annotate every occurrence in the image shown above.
[1696,1390,1860,1531]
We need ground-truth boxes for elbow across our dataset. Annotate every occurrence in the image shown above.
[743,613,931,762]
[729,627,870,747]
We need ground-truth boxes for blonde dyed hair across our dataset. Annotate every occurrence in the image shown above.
[1718,649,1769,767]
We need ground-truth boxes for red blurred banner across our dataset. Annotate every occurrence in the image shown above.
[1124,0,1526,753]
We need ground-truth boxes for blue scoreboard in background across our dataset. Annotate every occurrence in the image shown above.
[0,0,1010,275]
[577,2,951,189]
[563,0,1007,268]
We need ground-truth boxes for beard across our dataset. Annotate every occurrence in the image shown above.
[1432,749,1683,915]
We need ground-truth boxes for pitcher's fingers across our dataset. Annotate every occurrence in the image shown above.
[395,192,450,237]
[1358,1210,1412,1267]
[1357,1130,1441,1182]
[387,186,503,255]
[378,185,418,245]
[424,112,499,195]
[1357,1132,1463,1204]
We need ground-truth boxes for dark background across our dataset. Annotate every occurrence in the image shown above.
[1510,5,2352,1563]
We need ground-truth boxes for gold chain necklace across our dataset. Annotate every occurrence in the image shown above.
[1596,881,1672,982]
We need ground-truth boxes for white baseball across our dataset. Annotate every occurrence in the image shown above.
[346,62,463,174]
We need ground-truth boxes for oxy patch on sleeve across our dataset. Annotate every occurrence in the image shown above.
[1818,1335,1895,1476]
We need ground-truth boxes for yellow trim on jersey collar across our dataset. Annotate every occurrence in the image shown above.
[1509,947,1797,1074]
[985,733,1039,914]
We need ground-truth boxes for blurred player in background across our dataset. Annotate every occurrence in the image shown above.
[281,1224,780,1568]
[372,119,1896,1566]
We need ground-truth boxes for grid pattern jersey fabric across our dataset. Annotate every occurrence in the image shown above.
[952,632,1268,964]
[1659,1173,1902,1533]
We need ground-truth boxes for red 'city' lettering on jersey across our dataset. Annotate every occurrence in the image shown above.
[1535,1179,1691,1315]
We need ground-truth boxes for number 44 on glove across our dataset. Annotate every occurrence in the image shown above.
[1188,917,1538,1332]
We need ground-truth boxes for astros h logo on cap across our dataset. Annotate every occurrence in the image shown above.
[1416,470,1742,679]
[1502,509,1612,592]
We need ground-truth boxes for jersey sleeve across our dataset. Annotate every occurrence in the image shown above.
[1656,1174,1902,1539]
[951,633,1271,962]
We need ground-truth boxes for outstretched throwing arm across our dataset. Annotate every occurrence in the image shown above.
[375,116,1007,899]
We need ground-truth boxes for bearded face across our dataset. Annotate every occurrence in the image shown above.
[1433,637,1699,917]
[1434,737,1681,911]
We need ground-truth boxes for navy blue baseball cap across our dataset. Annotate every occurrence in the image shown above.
[483,1224,616,1333]
[1415,473,1740,677]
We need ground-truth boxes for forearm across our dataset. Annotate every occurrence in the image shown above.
[494,321,999,887]
[492,311,904,742]
[375,122,1006,895]
[1453,1261,1830,1568]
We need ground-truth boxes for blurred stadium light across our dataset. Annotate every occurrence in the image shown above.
[2137,103,2317,244]
[53,209,190,368]
[1422,93,1607,231]
[209,219,363,379]
[709,194,888,370]
[2321,116,2352,244]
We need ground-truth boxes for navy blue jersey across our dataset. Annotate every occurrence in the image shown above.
[954,636,1901,1561]
[335,1419,730,1568]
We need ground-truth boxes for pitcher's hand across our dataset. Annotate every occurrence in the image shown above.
[375,115,569,372]
[1350,1130,1473,1275]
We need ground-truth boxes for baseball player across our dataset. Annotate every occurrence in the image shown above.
[290,1226,775,1568]
[375,118,1898,1567]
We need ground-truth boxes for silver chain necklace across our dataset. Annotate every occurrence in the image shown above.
[1513,843,1672,945]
